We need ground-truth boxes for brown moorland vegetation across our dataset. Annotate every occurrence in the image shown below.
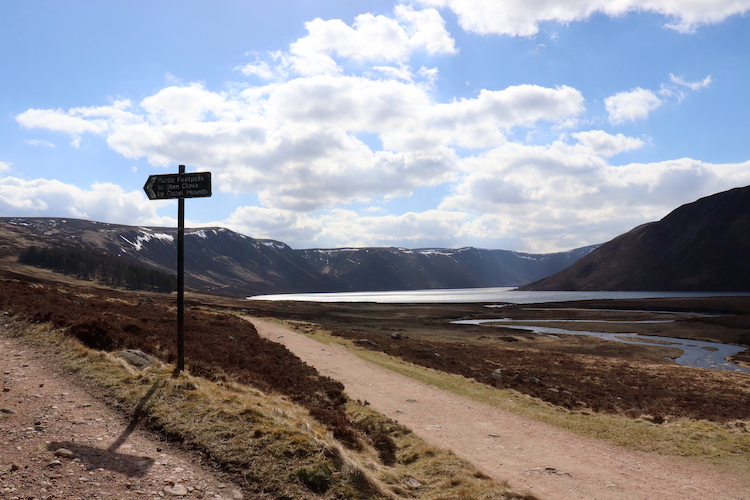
[228,298,750,424]
[1,272,539,499]
[0,277,374,444]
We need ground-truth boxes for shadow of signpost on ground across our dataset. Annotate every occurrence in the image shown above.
[47,378,163,477]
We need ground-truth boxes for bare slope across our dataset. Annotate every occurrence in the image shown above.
[521,185,750,291]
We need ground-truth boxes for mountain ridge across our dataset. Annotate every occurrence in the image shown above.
[0,217,596,297]
[520,185,750,291]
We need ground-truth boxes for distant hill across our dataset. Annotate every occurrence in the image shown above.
[298,246,597,292]
[0,217,596,297]
[521,185,750,291]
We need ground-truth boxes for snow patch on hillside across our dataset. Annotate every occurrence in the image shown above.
[261,241,287,250]
[120,230,174,251]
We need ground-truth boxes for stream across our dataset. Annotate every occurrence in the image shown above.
[452,317,750,373]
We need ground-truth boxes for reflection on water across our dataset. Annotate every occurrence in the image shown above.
[249,287,750,304]
[452,318,750,373]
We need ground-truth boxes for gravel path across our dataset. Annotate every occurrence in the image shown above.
[0,332,243,500]
[248,317,750,500]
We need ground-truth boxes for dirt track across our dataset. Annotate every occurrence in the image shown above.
[0,331,243,500]
[248,317,750,500]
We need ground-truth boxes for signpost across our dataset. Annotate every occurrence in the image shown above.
[143,172,212,200]
[144,165,212,373]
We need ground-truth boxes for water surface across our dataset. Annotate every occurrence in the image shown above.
[249,287,750,372]
[452,318,750,373]
[249,287,750,304]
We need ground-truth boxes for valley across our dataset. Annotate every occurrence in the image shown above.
[231,295,750,423]
[2,185,750,498]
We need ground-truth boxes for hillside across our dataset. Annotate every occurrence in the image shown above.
[0,217,595,297]
[521,185,750,291]
[298,245,596,292]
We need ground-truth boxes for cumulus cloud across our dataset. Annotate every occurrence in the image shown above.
[438,137,750,251]
[605,73,712,125]
[0,176,171,226]
[11,5,748,254]
[0,162,11,172]
[236,6,457,78]
[220,206,476,249]
[416,0,750,36]
[292,6,455,68]
[571,130,644,157]
[224,206,322,245]
[605,88,663,125]
[236,54,278,80]
[19,74,582,214]
[315,209,471,248]
[17,100,135,134]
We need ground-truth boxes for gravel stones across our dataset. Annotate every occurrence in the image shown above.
[53,448,75,459]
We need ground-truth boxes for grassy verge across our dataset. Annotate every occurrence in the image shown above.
[282,321,750,480]
[4,319,535,500]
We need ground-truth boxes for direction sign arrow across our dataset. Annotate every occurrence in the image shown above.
[143,172,212,200]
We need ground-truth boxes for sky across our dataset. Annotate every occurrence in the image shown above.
[2,1,750,253]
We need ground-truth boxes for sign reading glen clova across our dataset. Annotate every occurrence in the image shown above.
[143,172,212,200]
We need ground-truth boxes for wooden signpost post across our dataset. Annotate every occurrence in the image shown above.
[144,165,212,373]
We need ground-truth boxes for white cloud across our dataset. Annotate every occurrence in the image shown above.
[20,74,582,215]
[17,108,110,135]
[372,63,416,81]
[315,208,471,248]
[222,143,750,252]
[669,74,712,92]
[437,137,750,251]
[416,0,750,36]
[0,176,171,226]
[25,139,55,148]
[284,6,456,76]
[236,53,277,80]
[224,206,322,245]
[605,88,663,125]
[0,162,11,172]
[571,130,644,158]
[16,100,139,147]
[394,4,458,54]
[605,73,712,125]
[11,6,747,255]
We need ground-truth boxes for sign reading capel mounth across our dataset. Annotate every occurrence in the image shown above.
[143,172,212,200]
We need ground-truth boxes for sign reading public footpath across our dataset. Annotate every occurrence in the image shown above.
[143,172,212,200]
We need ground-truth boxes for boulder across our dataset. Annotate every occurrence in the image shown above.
[117,349,156,369]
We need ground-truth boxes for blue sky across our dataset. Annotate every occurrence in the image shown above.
[2,1,750,253]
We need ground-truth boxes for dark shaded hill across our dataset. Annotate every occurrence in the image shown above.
[0,217,596,296]
[521,185,750,291]
[0,219,324,296]
[299,246,597,291]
